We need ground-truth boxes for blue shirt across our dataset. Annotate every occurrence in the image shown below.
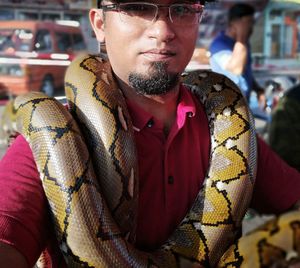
[209,31,254,101]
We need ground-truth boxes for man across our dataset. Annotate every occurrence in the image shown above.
[269,83,300,172]
[0,0,299,267]
[209,3,265,109]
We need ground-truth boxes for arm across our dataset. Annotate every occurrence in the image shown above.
[224,41,248,75]
[251,136,300,214]
[0,135,49,267]
[0,242,28,268]
[223,20,250,75]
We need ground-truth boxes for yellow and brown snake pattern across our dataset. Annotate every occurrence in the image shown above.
[13,53,271,267]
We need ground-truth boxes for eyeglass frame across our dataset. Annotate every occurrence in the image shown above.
[98,1,204,25]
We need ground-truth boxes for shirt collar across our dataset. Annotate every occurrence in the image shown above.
[126,84,196,132]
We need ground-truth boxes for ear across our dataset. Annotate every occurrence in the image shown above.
[89,8,105,43]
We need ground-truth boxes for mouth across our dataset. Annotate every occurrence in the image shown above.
[141,49,176,61]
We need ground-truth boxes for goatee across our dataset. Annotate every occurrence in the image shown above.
[128,62,179,95]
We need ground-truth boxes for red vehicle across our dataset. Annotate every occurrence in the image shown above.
[0,20,87,97]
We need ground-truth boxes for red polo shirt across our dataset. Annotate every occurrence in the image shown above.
[127,85,210,250]
[1,85,300,266]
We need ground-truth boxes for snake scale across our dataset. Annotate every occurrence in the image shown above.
[12,54,299,267]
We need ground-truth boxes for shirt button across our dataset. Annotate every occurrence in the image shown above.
[187,112,193,118]
[168,176,174,184]
[147,119,154,128]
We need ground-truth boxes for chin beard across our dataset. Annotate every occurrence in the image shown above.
[128,62,180,95]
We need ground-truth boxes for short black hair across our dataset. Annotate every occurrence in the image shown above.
[97,0,215,8]
[228,3,255,22]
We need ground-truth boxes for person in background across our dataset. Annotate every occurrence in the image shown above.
[269,83,300,171]
[0,0,299,267]
[209,3,266,115]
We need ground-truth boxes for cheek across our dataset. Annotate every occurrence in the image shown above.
[181,28,198,58]
[105,26,142,62]
[182,26,198,45]
[104,18,145,80]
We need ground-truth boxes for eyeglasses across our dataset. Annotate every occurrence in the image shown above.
[100,2,204,26]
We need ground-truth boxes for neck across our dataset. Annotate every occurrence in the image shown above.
[120,81,180,136]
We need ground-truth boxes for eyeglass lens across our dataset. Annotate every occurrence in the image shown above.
[118,3,202,25]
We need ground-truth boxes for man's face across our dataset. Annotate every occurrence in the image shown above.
[240,15,255,38]
[91,0,200,94]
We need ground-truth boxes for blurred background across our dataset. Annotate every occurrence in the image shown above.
[0,0,299,96]
[0,0,300,156]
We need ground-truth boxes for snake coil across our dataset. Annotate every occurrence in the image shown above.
[15,54,258,267]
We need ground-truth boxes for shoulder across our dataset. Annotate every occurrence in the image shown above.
[182,69,240,87]
[209,32,234,53]
[0,133,45,212]
[0,135,36,171]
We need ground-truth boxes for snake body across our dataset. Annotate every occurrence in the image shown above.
[218,210,300,267]
[14,54,257,267]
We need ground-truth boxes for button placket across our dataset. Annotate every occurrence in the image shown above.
[187,111,193,118]
[147,119,154,128]
[168,175,174,184]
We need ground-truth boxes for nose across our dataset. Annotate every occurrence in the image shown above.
[147,10,176,43]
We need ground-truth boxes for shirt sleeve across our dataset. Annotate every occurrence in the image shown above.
[0,135,49,267]
[250,136,300,214]
[209,51,249,96]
